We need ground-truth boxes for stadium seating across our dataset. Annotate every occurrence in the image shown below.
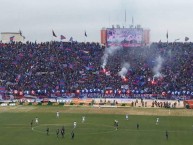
[0,41,192,99]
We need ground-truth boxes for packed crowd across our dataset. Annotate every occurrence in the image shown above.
[0,41,192,99]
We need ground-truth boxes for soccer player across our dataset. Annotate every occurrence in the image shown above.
[56,128,59,138]
[126,114,129,120]
[61,126,65,138]
[71,130,75,139]
[165,130,168,140]
[137,123,139,130]
[114,120,119,130]
[46,127,49,136]
[73,121,77,129]
[30,120,33,128]
[56,111,59,118]
[156,117,159,125]
[61,129,64,138]
[82,116,85,123]
[35,117,39,125]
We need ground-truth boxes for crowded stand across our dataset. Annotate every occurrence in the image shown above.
[0,41,192,100]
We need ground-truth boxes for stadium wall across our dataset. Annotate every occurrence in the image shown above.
[1,32,24,43]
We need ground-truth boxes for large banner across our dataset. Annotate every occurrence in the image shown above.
[107,28,143,47]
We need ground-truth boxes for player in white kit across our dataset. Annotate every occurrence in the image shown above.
[156,117,159,125]
[56,111,59,118]
[73,121,77,129]
[35,117,39,125]
[82,116,85,123]
[126,114,128,120]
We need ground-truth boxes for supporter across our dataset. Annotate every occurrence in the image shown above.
[0,41,192,99]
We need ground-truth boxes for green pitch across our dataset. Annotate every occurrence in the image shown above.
[0,106,193,145]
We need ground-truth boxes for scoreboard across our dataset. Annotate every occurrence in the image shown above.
[107,28,143,47]
[101,27,150,47]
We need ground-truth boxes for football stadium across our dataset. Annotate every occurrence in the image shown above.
[0,0,193,145]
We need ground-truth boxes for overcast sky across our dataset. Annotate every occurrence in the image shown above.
[0,0,193,42]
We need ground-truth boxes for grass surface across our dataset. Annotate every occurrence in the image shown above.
[0,106,193,145]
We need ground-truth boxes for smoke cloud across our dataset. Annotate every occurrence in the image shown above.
[118,62,130,78]
[101,46,122,69]
[153,56,164,78]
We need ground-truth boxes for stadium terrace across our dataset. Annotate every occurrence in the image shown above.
[0,41,192,101]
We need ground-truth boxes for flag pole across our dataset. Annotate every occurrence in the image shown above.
[125,10,126,28]
[84,31,87,43]
[51,30,53,49]
[52,30,55,46]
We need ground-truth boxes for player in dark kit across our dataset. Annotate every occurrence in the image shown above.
[30,120,33,128]
[56,128,59,138]
[114,120,119,130]
[137,123,139,130]
[165,130,168,140]
[61,126,65,138]
[71,130,75,139]
[46,127,49,136]
[61,129,64,138]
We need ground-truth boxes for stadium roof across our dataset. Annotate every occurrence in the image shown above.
[1,32,20,34]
